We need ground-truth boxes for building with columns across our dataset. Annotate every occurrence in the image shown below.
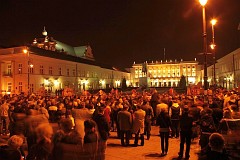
[0,28,130,95]
[130,59,202,88]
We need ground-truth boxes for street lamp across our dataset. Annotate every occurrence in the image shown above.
[210,19,217,87]
[199,0,208,96]
[23,48,30,96]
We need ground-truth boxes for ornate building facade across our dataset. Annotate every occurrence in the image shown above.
[0,28,130,95]
[131,60,202,88]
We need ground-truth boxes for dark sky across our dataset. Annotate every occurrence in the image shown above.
[0,0,239,68]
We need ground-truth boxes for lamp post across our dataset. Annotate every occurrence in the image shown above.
[199,0,208,96]
[23,48,30,96]
[210,19,217,87]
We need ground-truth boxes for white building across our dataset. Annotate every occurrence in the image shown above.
[130,59,201,88]
[0,29,130,95]
[208,48,240,89]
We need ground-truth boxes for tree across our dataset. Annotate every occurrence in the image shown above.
[121,77,127,90]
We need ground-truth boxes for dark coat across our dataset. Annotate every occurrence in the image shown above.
[180,112,194,132]
[93,113,110,141]
[156,112,171,132]
[26,139,53,160]
[117,110,132,131]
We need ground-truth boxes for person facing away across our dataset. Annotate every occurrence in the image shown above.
[199,133,230,160]
[117,103,132,146]
[169,99,181,138]
[132,104,146,146]
[0,135,24,160]
[141,100,154,140]
[156,108,171,156]
[178,105,194,160]
[26,123,54,160]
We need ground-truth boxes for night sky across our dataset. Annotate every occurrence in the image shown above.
[0,0,239,68]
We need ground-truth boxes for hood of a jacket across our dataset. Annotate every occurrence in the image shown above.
[172,103,179,108]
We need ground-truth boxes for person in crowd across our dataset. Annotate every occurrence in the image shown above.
[26,123,53,160]
[0,100,10,135]
[132,104,146,146]
[150,89,159,125]
[231,104,240,119]
[72,101,93,140]
[93,104,110,160]
[53,118,81,145]
[210,99,223,129]
[189,104,201,140]
[117,103,132,146]
[0,135,24,160]
[169,99,181,138]
[156,98,168,117]
[199,133,230,160]
[141,100,154,140]
[24,108,49,150]
[178,105,194,160]
[199,103,216,149]
[156,108,171,156]
[84,119,98,143]
[218,108,233,134]
[103,101,112,127]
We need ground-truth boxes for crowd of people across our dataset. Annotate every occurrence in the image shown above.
[0,87,239,160]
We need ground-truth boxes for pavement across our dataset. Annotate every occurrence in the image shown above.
[106,126,200,160]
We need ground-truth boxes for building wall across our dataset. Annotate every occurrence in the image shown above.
[131,60,201,87]
[0,46,130,95]
[208,48,240,89]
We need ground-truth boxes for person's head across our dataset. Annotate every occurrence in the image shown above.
[183,105,189,113]
[35,123,53,143]
[59,118,73,133]
[223,108,232,119]
[8,135,24,149]
[84,119,96,133]
[209,133,225,152]
[231,105,238,112]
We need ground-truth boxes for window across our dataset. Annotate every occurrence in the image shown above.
[49,67,53,75]
[86,71,89,77]
[67,69,70,76]
[7,83,12,92]
[58,67,62,75]
[19,82,23,92]
[30,66,34,74]
[30,84,34,93]
[18,64,22,74]
[40,65,44,75]
[7,64,11,75]
[73,69,76,76]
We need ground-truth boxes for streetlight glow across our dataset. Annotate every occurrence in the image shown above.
[23,49,28,54]
[199,0,208,6]
[211,19,217,26]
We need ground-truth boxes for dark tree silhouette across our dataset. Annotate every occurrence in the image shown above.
[121,77,127,90]
[179,75,187,89]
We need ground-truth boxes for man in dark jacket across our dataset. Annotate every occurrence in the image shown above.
[178,105,194,160]
[117,104,132,146]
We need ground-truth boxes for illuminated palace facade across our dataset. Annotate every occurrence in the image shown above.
[131,60,202,87]
[0,28,130,95]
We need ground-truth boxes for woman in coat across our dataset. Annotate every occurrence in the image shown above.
[156,108,171,156]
